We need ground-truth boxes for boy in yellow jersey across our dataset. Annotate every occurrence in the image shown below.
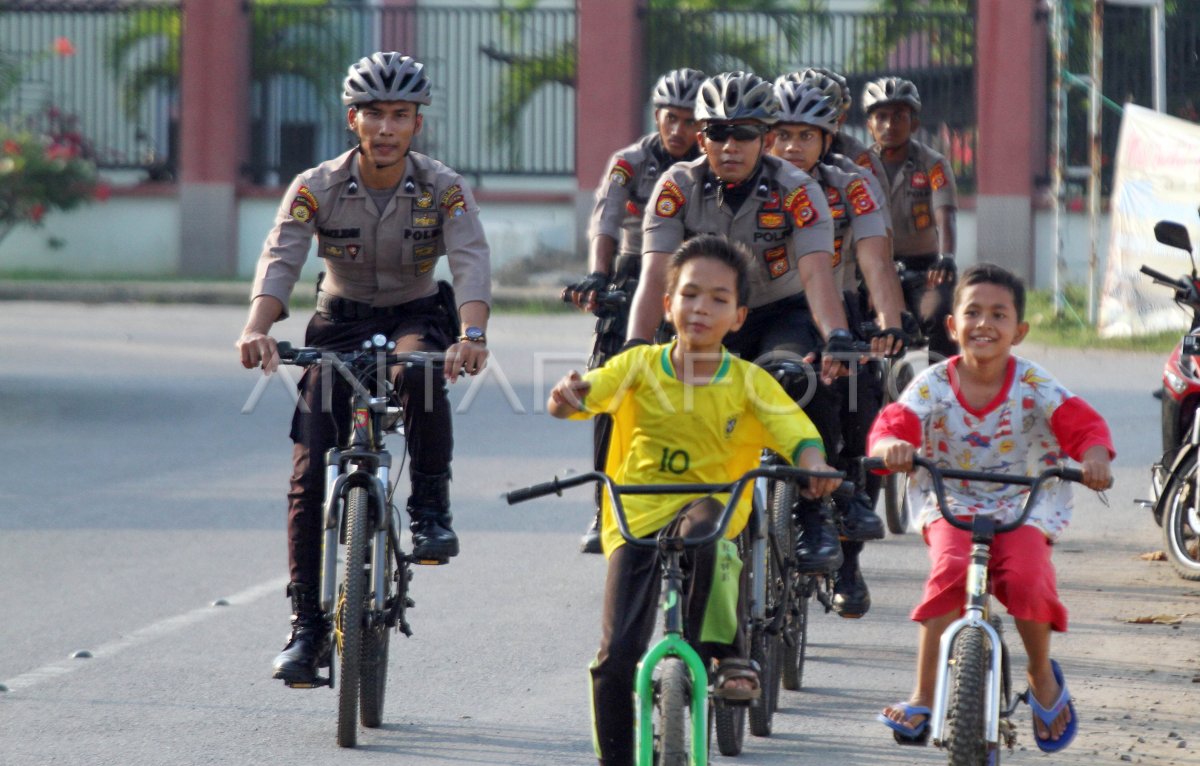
[548,234,840,766]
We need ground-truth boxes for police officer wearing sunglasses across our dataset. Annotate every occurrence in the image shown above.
[626,70,854,573]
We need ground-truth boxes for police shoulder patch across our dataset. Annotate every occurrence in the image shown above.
[930,162,947,191]
[655,180,686,218]
[784,185,818,228]
[846,178,878,215]
[610,159,634,187]
[290,184,318,223]
[440,184,467,217]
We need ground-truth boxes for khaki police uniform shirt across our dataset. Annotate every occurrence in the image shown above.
[833,132,887,194]
[251,148,491,317]
[871,139,957,258]
[642,154,835,310]
[589,133,698,260]
[810,158,889,292]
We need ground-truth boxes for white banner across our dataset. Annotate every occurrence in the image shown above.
[1098,104,1200,338]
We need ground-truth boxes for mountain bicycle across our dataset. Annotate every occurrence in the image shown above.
[278,336,439,748]
[865,455,1097,765]
[506,464,842,766]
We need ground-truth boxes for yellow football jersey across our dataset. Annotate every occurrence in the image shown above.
[570,342,825,556]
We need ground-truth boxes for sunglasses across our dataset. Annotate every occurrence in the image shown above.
[703,124,765,143]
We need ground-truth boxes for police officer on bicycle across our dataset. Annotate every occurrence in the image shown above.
[771,74,910,617]
[236,51,492,685]
[626,70,852,573]
[566,67,706,554]
[864,76,959,361]
[799,66,887,189]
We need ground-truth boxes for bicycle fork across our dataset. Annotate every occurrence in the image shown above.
[929,542,1006,748]
[633,559,709,766]
[319,450,393,616]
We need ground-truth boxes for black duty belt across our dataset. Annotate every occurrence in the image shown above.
[316,292,407,322]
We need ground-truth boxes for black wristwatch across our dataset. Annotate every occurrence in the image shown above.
[460,326,487,344]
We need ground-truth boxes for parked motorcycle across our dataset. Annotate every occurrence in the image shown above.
[1140,219,1200,580]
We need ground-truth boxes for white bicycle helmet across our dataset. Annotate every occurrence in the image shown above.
[342,52,432,106]
[862,76,921,115]
[652,68,706,110]
[799,67,851,117]
[695,71,780,125]
[773,78,840,134]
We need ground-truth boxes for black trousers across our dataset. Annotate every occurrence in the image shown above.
[590,499,744,766]
[285,295,454,585]
[723,294,841,459]
[897,254,957,360]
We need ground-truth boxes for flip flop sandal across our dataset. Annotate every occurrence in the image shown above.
[710,657,761,703]
[1026,659,1077,753]
[876,702,931,745]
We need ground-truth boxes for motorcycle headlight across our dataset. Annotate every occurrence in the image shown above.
[1166,369,1190,395]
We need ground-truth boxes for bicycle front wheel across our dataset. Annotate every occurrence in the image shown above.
[1162,452,1200,580]
[944,626,990,766]
[336,486,370,748]
[654,659,691,766]
[360,533,393,728]
[781,576,810,691]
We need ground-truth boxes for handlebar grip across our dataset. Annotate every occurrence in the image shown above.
[1139,264,1181,286]
[506,473,598,505]
[276,341,296,360]
[1056,466,1090,485]
[505,480,565,504]
[862,457,886,472]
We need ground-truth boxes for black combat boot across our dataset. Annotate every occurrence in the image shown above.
[836,489,885,541]
[832,544,872,618]
[793,496,843,574]
[272,582,330,684]
[408,469,459,563]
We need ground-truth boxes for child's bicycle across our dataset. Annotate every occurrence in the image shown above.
[277,336,441,748]
[506,464,842,766]
[865,454,1098,766]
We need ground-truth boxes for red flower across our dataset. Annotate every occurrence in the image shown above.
[45,142,78,161]
[3,139,19,156]
[29,204,46,223]
[53,37,75,57]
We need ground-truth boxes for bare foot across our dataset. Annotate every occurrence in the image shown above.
[1028,669,1072,742]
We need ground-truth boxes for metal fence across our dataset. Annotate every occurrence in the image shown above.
[0,1,179,176]
[1062,4,1200,194]
[3,3,998,190]
[641,8,978,192]
[247,3,576,184]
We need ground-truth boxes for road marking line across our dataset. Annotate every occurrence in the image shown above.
[0,576,288,694]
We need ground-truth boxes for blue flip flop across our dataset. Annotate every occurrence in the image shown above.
[1027,659,1077,753]
[877,702,931,745]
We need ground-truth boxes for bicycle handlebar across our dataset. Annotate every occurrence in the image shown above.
[276,341,443,369]
[506,465,844,550]
[863,455,1097,534]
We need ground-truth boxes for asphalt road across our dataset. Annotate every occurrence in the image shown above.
[0,303,1195,766]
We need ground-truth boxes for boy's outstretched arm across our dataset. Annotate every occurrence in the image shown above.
[547,370,591,419]
[796,445,842,497]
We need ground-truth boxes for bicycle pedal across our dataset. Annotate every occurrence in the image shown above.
[413,556,449,566]
[283,676,330,689]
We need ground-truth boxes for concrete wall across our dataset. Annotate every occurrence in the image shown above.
[0,193,1107,292]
